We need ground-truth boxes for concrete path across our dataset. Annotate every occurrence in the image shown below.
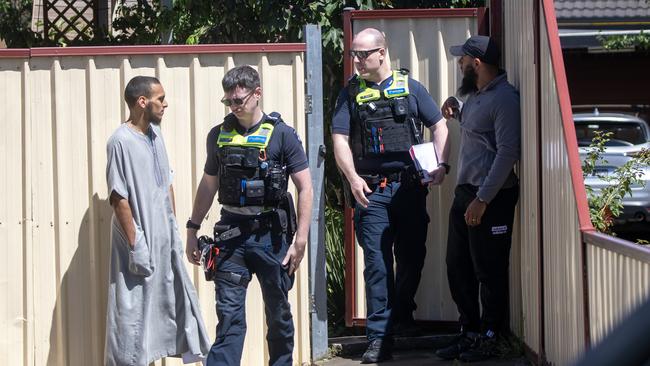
[320,349,530,366]
[316,335,530,366]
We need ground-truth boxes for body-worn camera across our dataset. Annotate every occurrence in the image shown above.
[265,162,287,203]
[393,97,408,117]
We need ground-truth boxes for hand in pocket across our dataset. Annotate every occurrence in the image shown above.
[128,228,153,277]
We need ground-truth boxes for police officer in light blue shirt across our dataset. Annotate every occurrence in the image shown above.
[435,35,521,363]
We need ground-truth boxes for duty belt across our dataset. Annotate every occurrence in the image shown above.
[199,213,284,287]
[360,170,420,188]
[215,215,274,237]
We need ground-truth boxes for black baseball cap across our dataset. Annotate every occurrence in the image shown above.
[449,35,500,65]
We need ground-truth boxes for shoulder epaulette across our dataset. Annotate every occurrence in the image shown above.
[266,112,283,125]
[222,113,238,131]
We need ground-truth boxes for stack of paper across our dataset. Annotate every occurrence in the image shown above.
[409,142,438,183]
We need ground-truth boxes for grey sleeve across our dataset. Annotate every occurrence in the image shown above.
[477,93,521,202]
[106,139,129,199]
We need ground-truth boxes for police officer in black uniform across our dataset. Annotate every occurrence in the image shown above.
[185,65,313,366]
[332,28,450,363]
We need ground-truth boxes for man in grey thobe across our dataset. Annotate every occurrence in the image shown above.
[105,76,211,365]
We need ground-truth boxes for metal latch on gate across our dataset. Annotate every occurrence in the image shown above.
[305,94,313,114]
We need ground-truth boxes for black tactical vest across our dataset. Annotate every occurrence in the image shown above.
[348,70,423,164]
[215,113,288,207]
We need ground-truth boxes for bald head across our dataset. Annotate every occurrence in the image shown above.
[353,28,387,49]
[351,27,392,82]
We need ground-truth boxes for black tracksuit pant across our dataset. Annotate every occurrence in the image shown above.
[446,183,519,334]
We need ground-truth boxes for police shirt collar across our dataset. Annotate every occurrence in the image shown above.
[234,113,267,135]
[360,75,393,89]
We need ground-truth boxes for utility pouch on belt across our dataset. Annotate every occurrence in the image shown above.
[277,192,297,244]
[272,209,288,235]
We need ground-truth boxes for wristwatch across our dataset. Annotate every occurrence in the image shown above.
[186,219,201,230]
[438,162,451,175]
[477,197,488,205]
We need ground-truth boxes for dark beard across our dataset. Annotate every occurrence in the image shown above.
[458,65,478,96]
[145,102,162,125]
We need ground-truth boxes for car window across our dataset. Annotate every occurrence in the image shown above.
[575,121,648,147]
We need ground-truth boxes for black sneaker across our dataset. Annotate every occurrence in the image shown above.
[361,339,393,364]
[458,332,499,362]
[435,332,478,360]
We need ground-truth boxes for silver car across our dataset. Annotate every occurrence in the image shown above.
[576,111,650,224]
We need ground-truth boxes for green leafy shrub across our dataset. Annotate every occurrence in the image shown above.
[0,0,43,47]
[325,204,347,336]
[598,30,650,51]
[582,131,650,234]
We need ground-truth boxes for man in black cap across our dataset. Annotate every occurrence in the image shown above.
[435,35,521,362]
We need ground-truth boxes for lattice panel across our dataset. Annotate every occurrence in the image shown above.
[43,0,97,43]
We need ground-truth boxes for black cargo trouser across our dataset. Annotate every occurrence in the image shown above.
[446,183,519,334]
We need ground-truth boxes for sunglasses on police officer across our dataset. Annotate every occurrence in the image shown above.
[220,89,256,107]
[349,48,382,59]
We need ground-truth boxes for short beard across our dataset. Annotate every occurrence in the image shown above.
[145,102,162,125]
[458,65,478,97]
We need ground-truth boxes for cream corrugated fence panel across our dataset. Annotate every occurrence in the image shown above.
[540,18,586,365]
[587,243,650,345]
[502,0,539,351]
[0,56,28,366]
[0,49,309,366]
[350,15,477,322]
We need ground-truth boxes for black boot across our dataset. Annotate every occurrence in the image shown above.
[435,332,478,360]
[361,339,393,364]
[458,331,499,362]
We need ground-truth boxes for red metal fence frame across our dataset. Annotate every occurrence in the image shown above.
[543,0,650,357]
[541,0,593,354]
[0,43,306,58]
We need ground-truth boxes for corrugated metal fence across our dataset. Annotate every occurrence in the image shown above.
[503,0,650,364]
[342,2,650,365]
[502,0,538,351]
[0,44,312,366]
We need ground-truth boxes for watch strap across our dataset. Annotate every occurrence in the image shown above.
[186,219,201,230]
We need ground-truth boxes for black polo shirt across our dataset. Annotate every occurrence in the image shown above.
[204,113,308,176]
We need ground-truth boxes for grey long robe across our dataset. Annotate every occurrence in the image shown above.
[104,123,210,366]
